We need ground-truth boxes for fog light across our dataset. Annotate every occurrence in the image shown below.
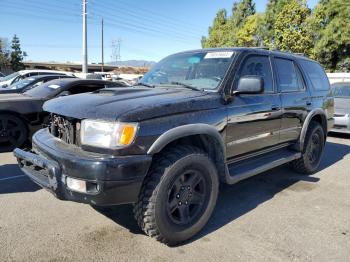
[66,177,87,193]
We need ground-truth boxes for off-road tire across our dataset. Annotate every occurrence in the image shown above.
[290,121,325,174]
[133,145,219,246]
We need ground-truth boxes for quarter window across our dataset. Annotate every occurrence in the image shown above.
[275,58,303,92]
[237,55,273,93]
[299,60,330,91]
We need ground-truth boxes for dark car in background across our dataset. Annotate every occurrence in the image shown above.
[0,74,76,94]
[0,78,127,149]
[331,82,350,134]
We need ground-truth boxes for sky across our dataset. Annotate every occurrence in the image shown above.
[0,0,319,63]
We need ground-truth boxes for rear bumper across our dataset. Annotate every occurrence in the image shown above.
[14,129,152,206]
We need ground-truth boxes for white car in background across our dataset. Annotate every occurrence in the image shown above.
[0,69,74,88]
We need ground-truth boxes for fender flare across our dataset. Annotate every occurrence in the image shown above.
[147,124,226,155]
[299,108,327,150]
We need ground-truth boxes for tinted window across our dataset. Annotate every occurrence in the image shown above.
[332,84,350,97]
[275,58,303,92]
[67,84,103,95]
[237,55,273,92]
[299,60,330,91]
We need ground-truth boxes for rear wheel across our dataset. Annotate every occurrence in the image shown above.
[133,145,219,246]
[290,121,325,174]
[0,114,28,149]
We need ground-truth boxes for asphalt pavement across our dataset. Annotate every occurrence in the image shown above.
[1,135,350,262]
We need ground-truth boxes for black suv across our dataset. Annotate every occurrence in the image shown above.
[14,48,334,245]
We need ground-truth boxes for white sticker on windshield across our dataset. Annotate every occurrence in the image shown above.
[204,51,233,59]
[48,84,60,89]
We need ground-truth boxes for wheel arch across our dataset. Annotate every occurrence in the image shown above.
[299,109,328,150]
[147,124,227,181]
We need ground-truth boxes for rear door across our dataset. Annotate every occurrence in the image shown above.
[226,53,282,157]
[273,57,310,143]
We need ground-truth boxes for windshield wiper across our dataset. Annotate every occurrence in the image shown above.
[169,81,202,91]
[136,82,155,88]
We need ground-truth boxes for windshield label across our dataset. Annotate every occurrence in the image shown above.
[48,84,60,89]
[204,51,233,59]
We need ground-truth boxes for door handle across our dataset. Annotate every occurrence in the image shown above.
[306,101,312,106]
[271,105,280,111]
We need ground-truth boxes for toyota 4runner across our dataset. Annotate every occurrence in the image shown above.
[14,48,334,245]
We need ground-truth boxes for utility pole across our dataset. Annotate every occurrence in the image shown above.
[82,0,88,73]
[101,18,104,72]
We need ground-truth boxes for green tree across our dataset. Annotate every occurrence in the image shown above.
[10,34,25,71]
[228,0,256,46]
[261,0,289,48]
[0,38,10,71]
[236,13,263,47]
[274,0,313,54]
[202,0,255,48]
[201,9,231,48]
[310,0,350,71]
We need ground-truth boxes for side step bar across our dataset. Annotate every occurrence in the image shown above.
[224,148,301,185]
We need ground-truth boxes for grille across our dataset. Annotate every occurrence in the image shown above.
[49,114,79,145]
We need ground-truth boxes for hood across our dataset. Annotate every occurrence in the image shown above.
[334,97,350,115]
[0,93,43,113]
[43,87,220,121]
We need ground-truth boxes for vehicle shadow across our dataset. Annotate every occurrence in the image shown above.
[93,140,350,245]
[0,164,40,194]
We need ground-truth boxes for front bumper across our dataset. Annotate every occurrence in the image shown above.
[14,129,152,206]
[331,114,350,134]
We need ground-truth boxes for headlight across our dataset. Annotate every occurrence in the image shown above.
[80,119,138,149]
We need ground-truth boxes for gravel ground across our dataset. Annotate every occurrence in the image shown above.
[0,135,350,262]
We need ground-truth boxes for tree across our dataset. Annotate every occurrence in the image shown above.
[0,38,10,71]
[274,0,313,54]
[310,0,350,71]
[261,0,289,48]
[202,9,231,48]
[236,13,263,47]
[10,34,25,71]
[228,0,256,46]
[202,0,256,48]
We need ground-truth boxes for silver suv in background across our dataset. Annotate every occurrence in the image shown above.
[331,82,350,134]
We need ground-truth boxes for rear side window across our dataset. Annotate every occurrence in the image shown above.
[237,55,274,93]
[275,58,304,92]
[299,60,330,91]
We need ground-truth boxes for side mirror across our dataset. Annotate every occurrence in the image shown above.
[234,76,264,95]
[58,91,71,97]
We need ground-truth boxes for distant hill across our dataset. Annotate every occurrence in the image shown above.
[108,60,156,67]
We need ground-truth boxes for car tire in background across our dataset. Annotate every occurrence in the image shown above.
[134,145,219,246]
[0,113,28,149]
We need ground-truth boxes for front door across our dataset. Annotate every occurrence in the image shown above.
[226,54,282,158]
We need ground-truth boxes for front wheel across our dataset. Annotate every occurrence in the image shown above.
[290,121,325,174]
[133,145,219,246]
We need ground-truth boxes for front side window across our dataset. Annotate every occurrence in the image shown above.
[236,55,273,93]
[275,58,303,92]
[141,51,235,90]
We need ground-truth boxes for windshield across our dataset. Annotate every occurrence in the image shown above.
[25,82,61,97]
[6,77,35,90]
[0,72,19,82]
[140,51,235,90]
[332,84,350,97]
